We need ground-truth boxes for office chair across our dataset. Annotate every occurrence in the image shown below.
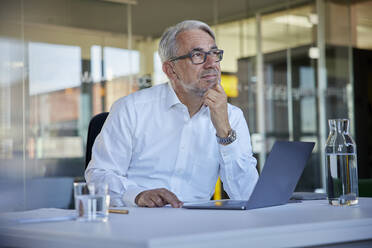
[85,112,109,169]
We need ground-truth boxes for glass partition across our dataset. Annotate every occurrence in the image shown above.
[0,0,139,211]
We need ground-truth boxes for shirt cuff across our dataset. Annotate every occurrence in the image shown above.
[122,185,146,207]
[218,139,240,164]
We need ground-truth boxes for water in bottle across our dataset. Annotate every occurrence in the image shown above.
[325,119,358,206]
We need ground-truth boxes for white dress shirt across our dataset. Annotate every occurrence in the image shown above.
[85,83,258,207]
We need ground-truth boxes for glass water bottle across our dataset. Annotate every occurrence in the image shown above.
[325,119,358,206]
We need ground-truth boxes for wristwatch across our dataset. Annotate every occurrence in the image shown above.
[216,129,237,145]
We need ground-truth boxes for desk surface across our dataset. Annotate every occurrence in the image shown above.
[1,198,372,248]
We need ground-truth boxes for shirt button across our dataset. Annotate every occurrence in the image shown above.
[176,169,183,175]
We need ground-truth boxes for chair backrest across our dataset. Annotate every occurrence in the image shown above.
[85,112,109,169]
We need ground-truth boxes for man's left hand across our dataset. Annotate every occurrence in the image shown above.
[203,83,231,138]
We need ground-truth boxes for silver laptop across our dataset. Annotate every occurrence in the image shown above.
[182,141,315,210]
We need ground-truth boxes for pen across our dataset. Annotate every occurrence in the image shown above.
[109,209,129,214]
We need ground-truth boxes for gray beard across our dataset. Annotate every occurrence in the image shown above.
[182,80,218,97]
[191,87,207,97]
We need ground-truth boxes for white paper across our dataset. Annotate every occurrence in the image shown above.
[0,208,76,225]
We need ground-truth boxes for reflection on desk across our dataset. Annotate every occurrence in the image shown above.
[1,198,372,248]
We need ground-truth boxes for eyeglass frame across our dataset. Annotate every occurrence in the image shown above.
[168,49,224,65]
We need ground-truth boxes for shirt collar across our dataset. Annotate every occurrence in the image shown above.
[165,82,182,109]
[165,82,209,115]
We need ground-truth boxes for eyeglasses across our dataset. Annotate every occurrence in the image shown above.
[169,49,224,65]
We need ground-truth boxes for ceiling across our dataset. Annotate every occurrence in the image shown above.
[2,0,370,49]
[128,0,310,37]
[0,0,310,38]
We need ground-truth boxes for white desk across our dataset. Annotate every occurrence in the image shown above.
[1,198,372,248]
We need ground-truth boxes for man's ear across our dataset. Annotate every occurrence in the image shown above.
[162,62,177,81]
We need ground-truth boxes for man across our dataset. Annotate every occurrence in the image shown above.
[85,20,258,208]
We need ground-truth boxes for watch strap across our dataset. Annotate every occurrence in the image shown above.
[216,129,236,145]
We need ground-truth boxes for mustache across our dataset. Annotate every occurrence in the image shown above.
[200,69,219,77]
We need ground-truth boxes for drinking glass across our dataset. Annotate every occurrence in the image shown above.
[73,182,110,222]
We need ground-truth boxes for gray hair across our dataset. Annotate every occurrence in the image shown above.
[158,20,215,63]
